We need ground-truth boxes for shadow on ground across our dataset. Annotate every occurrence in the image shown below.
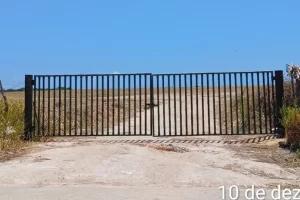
[84,135,277,145]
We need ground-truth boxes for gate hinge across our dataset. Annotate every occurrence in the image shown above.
[31,80,35,85]
[272,76,276,81]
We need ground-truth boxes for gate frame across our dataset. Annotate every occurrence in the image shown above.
[24,75,33,140]
[274,70,285,138]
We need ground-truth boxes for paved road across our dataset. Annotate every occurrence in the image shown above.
[1,186,296,200]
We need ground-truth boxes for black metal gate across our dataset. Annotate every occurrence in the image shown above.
[24,70,284,139]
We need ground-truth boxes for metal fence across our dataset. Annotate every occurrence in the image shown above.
[24,70,285,139]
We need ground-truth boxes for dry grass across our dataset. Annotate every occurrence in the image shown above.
[0,145,32,162]
[229,139,300,168]
[221,86,275,134]
[0,99,29,160]
[4,81,293,137]
[5,85,276,136]
[281,105,300,146]
[0,99,25,148]
[34,95,147,136]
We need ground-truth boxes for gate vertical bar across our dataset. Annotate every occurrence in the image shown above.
[33,77,36,136]
[118,75,121,135]
[53,76,56,136]
[234,73,239,134]
[201,74,204,134]
[85,76,88,136]
[262,72,268,134]
[107,75,110,135]
[69,76,73,136]
[173,75,177,136]
[190,74,194,135]
[75,76,78,136]
[274,70,285,137]
[128,75,131,135]
[223,73,228,134]
[64,76,67,136]
[179,75,183,136]
[196,74,199,135]
[112,75,115,136]
[229,73,233,134]
[42,77,45,136]
[251,73,257,134]
[37,77,40,136]
[139,75,141,135]
[90,76,93,136]
[267,73,272,134]
[157,75,161,136]
[168,75,171,136]
[245,73,250,134]
[150,74,154,136]
[162,75,166,136]
[144,75,147,135]
[257,73,262,133]
[218,74,222,134]
[240,73,245,134]
[24,75,33,141]
[184,74,188,135]
[96,76,99,135]
[58,77,61,136]
[133,75,136,135]
[212,74,216,134]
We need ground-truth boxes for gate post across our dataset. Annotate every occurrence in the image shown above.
[274,70,285,138]
[24,75,33,141]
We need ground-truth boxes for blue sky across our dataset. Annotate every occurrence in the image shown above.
[0,0,299,89]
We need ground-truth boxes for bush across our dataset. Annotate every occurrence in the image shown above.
[0,99,24,151]
[281,104,300,146]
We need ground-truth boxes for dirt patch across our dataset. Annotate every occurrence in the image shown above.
[0,144,33,162]
[0,137,299,189]
[228,139,300,168]
[136,143,190,153]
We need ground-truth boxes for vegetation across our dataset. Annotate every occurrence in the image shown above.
[0,99,25,151]
[4,87,73,92]
[4,87,25,92]
[279,64,300,152]
[281,104,300,147]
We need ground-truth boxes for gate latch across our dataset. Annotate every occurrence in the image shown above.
[145,103,158,109]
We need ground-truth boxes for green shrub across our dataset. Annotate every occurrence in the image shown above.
[281,104,300,146]
[0,99,24,151]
